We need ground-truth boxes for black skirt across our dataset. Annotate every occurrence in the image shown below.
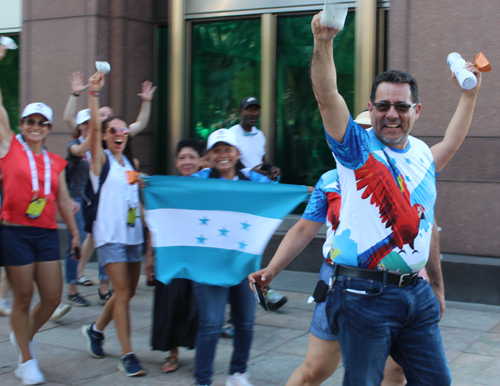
[151,278,198,351]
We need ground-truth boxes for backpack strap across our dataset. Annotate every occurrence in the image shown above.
[99,156,111,188]
[82,156,110,234]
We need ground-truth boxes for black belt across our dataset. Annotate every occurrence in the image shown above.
[328,263,420,288]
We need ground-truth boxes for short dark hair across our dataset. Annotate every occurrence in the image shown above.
[176,138,203,158]
[370,70,419,103]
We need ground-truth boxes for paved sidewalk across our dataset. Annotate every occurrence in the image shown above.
[1,263,500,385]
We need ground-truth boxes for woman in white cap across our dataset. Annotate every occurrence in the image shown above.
[80,72,145,377]
[0,46,80,384]
[59,109,93,305]
[190,129,273,386]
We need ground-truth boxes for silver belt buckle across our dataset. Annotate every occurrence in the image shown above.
[398,273,410,287]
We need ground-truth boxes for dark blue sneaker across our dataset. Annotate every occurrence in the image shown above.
[81,323,105,358]
[118,353,146,376]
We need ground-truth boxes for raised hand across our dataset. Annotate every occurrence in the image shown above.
[311,11,341,42]
[138,81,157,102]
[69,72,89,94]
[89,71,105,92]
[451,61,482,96]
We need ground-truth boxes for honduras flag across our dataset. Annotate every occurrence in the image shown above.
[143,176,309,287]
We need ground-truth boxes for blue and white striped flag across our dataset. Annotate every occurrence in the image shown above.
[143,176,309,287]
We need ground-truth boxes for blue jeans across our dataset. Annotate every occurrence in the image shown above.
[65,197,108,284]
[193,279,255,385]
[325,264,451,386]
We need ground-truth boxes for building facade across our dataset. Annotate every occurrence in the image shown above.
[3,0,500,257]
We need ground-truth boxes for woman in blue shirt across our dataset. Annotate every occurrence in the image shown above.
[190,129,272,386]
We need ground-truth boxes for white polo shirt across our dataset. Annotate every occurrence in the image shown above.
[228,124,266,168]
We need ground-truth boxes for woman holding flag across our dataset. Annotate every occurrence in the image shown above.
[146,138,203,373]
[80,71,146,377]
[189,128,273,386]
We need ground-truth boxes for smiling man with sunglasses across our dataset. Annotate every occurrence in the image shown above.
[285,11,482,386]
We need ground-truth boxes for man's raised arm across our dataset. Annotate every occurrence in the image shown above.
[431,61,482,173]
[310,12,350,143]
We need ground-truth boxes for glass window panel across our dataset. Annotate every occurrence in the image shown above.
[275,13,355,187]
[0,34,20,132]
[191,19,261,141]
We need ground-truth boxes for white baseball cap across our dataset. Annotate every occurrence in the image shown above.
[76,109,91,125]
[21,102,53,124]
[206,129,240,151]
[354,110,371,126]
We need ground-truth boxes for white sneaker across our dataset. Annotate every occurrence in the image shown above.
[51,303,71,321]
[0,298,12,316]
[10,332,37,362]
[226,372,254,386]
[14,359,45,385]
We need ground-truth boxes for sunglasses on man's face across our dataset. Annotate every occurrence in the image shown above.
[23,118,51,128]
[373,102,417,113]
[107,127,130,136]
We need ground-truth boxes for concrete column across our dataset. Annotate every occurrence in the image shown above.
[354,0,377,114]
[167,0,185,174]
[260,14,277,163]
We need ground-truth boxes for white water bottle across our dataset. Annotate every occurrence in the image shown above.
[447,53,477,90]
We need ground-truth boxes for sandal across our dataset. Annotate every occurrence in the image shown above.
[160,356,179,373]
[77,276,94,286]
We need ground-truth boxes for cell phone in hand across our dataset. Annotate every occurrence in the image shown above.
[252,283,269,311]
[72,246,81,260]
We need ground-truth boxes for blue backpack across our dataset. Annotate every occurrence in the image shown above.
[82,158,110,234]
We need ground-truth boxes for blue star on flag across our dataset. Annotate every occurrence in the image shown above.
[218,227,230,237]
[241,222,251,230]
[238,241,247,250]
[196,235,207,244]
[405,158,411,165]
[199,217,210,226]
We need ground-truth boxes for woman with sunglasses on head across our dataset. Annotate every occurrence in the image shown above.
[0,46,80,385]
[189,129,273,386]
[62,73,156,306]
[145,138,203,374]
[80,72,146,377]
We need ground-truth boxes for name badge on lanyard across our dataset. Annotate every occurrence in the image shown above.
[16,134,51,219]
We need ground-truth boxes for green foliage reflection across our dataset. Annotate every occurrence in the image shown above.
[275,14,355,187]
[191,20,261,141]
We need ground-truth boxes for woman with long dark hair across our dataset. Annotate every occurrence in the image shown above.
[80,72,145,377]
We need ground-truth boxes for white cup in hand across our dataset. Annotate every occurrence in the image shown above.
[96,61,111,74]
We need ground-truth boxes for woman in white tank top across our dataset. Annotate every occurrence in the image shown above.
[80,72,146,377]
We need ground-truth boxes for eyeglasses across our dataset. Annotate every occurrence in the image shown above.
[23,118,51,127]
[243,132,258,137]
[107,127,130,136]
[373,102,417,113]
